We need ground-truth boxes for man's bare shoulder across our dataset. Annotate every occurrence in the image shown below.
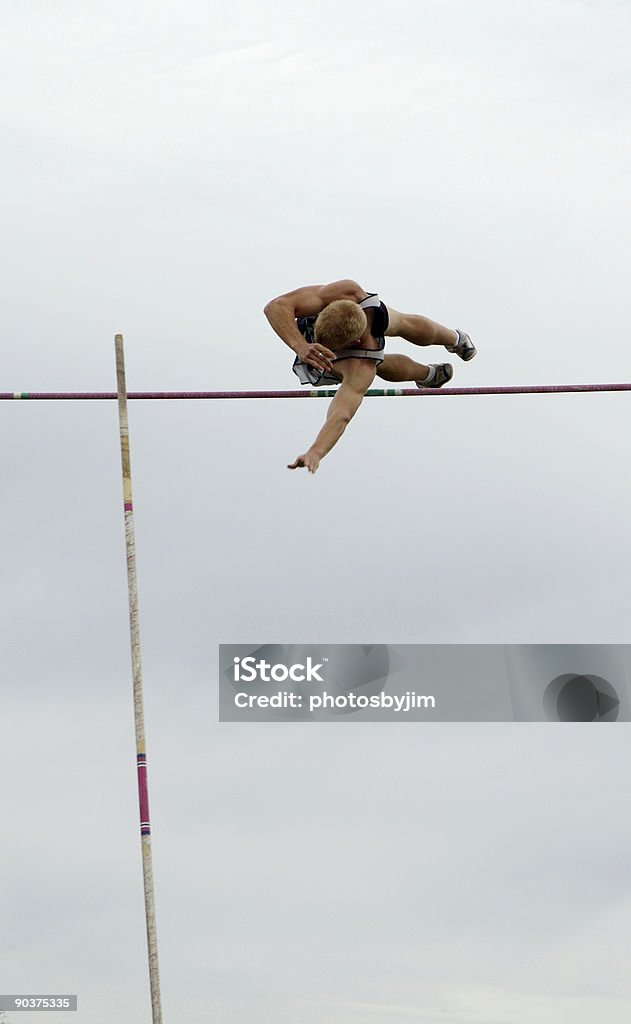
[317,279,367,304]
[265,279,367,317]
[334,357,377,393]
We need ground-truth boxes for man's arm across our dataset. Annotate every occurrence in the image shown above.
[264,280,367,374]
[288,360,377,474]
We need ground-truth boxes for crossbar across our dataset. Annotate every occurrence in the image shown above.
[2,384,631,400]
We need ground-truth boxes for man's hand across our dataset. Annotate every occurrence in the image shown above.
[287,450,321,474]
[295,340,337,375]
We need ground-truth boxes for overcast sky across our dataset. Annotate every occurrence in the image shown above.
[2,1,631,1022]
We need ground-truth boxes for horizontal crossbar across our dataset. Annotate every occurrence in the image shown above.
[2,384,630,401]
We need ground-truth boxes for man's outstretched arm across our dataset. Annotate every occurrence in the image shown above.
[288,361,377,474]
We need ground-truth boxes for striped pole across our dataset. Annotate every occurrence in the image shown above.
[115,335,163,1024]
[3,382,631,401]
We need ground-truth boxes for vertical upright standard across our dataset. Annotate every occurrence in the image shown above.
[115,334,164,1024]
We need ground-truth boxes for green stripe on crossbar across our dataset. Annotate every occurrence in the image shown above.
[308,388,405,398]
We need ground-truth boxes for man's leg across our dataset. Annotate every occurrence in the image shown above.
[376,354,451,386]
[385,308,457,348]
[385,308,476,360]
[377,354,429,382]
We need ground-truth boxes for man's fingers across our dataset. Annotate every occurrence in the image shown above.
[288,455,319,473]
[309,345,336,370]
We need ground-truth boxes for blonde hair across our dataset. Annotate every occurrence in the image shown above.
[314,300,367,351]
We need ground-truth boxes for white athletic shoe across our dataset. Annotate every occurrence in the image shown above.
[446,330,477,361]
[415,363,453,389]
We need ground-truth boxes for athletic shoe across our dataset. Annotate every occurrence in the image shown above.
[446,329,477,361]
[415,363,453,389]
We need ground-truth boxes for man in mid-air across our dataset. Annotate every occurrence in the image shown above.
[264,279,476,473]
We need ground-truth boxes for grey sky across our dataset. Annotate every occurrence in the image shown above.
[2,1,631,1022]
